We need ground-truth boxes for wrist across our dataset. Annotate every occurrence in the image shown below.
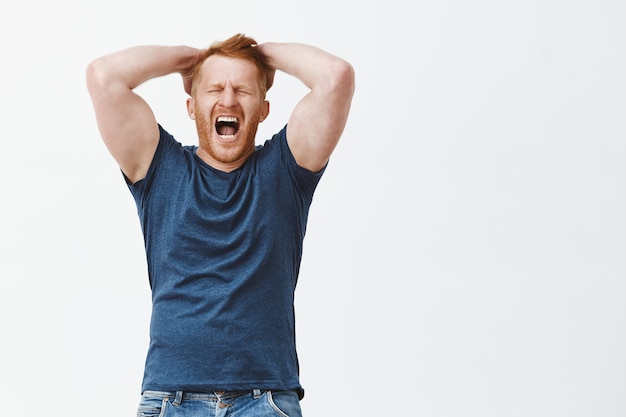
[173,46,203,73]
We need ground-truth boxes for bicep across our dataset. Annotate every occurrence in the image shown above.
[87,68,159,183]
[286,62,355,172]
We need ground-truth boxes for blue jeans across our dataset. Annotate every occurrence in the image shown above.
[137,390,302,417]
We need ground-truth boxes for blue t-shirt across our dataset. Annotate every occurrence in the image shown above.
[127,125,324,398]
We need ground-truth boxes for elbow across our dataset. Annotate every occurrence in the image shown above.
[329,59,356,99]
[85,57,117,96]
[85,58,105,95]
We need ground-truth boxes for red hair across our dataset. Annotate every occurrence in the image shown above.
[191,33,270,97]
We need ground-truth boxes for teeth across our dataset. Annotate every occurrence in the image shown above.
[217,116,238,122]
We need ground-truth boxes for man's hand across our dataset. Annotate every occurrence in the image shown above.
[265,66,276,92]
[181,66,196,97]
[181,48,204,96]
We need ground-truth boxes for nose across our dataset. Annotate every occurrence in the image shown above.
[218,85,237,107]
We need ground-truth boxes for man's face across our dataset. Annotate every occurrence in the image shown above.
[188,54,269,171]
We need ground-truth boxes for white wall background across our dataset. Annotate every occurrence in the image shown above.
[1,1,625,416]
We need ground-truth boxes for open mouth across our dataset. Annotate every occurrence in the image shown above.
[215,116,240,139]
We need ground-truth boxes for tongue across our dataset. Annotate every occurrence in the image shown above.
[218,125,237,136]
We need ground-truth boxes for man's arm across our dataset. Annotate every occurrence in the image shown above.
[85,45,201,183]
[257,42,355,172]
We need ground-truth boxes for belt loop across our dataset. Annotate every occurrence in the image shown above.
[173,391,183,406]
[253,389,262,399]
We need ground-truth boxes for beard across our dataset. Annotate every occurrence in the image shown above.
[194,107,261,166]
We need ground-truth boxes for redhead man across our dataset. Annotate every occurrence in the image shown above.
[86,33,354,417]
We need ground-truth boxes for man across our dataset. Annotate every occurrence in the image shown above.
[86,33,354,416]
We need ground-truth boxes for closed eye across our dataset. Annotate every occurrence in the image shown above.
[235,87,253,95]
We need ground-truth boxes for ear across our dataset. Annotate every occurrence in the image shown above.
[186,97,196,120]
[259,100,270,122]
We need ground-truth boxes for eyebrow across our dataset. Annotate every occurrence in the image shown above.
[205,81,257,91]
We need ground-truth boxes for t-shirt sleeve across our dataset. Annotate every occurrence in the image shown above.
[274,124,327,201]
[125,125,176,209]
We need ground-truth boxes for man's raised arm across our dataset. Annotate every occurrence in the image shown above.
[85,45,201,183]
[257,42,355,172]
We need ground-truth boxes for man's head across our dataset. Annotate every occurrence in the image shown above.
[191,34,272,98]
[187,34,271,171]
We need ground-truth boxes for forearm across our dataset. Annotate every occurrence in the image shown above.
[257,42,353,91]
[86,45,201,92]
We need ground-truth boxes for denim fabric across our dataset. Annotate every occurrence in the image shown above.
[137,390,302,417]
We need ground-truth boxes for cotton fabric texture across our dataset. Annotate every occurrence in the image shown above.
[127,125,324,398]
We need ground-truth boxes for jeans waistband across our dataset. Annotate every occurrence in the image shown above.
[143,389,265,402]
